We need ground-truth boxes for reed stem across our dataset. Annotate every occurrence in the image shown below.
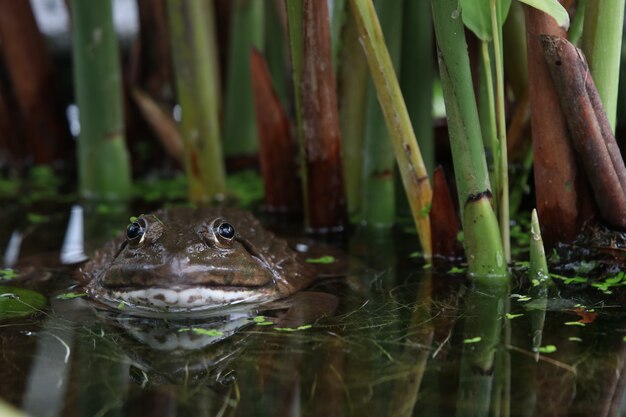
[72,0,132,201]
[167,0,226,201]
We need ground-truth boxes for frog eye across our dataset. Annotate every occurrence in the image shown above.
[216,222,235,240]
[127,221,145,242]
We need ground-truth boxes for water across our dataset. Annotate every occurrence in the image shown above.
[2,202,626,417]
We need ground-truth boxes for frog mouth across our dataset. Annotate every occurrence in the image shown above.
[98,257,280,289]
[89,284,277,313]
[90,260,286,313]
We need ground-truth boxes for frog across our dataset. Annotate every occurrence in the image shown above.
[78,207,320,316]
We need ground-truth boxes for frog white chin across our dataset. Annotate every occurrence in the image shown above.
[89,286,270,316]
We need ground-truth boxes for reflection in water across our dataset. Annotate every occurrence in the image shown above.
[4,269,626,416]
[3,230,23,267]
[60,206,87,265]
[21,316,74,417]
[4,210,626,416]
[456,278,508,417]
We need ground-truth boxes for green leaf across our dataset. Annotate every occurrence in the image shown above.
[564,321,585,326]
[517,0,569,29]
[274,324,312,332]
[563,277,588,285]
[606,273,626,284]
[464,336,482,344]
[253,315,274,326]
[96,204,113,215]
[179,327,224,337]
[419,203,432,218]
[550,273,588,285]
[538,344,557,353]
[568,337,582,342]
[0,287,47,319]
[505,313,524,319]
[0,269,19,281]
[514,261,530,268]
[448,266,466,274]
[305,255,336,264]
[27,213,49,224]
[56,292,87,300]
[460,0,512,41]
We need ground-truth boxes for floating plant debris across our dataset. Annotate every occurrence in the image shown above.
[0,286,47,319]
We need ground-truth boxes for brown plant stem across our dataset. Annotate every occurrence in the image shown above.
[134,0,173,104]
[0,80,27,166]
[301,0,347,232]
[131,88,183,164]
[430,167,463,261]
[584,68,626,195]
[524,4,593,247]
[250,49,301,213]
[0,0,71,165]
[540,35,626,228]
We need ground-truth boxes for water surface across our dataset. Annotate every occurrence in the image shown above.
[2,203,626,417]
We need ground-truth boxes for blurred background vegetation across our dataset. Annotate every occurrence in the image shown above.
[0,0,624,274]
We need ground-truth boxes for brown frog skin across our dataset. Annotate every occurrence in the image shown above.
[78,207,316,315]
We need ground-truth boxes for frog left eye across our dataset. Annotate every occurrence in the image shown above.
[127,221,144,240]
[216,222,235,240]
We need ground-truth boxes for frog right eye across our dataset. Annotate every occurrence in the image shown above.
[127,221,145,243]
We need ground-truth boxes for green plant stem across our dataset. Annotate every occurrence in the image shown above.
[223,0,264,157]
[349,0,432,256]
[491,0,510,262]
[480,41,499,212]
[167,0,226,201]
[581,0,625,132]
[432,0,506,277]
[331,0,347,72]
[264,1,289,108]
[360,0,403,228]
[338,5,368,220]
[400,0,435,177]
[71,0,132,201]
[529,209,549,286]
[529,208,549,359]
[568,0,586,45]
[502,1,528,100]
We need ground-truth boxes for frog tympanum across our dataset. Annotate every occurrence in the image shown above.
[79,207,317,316]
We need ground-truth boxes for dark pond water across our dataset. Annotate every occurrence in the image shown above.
[2,201,626,417]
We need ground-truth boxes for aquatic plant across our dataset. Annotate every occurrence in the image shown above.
[166,0,226,202]
[72,0,132,201]
[2,0,626,277]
